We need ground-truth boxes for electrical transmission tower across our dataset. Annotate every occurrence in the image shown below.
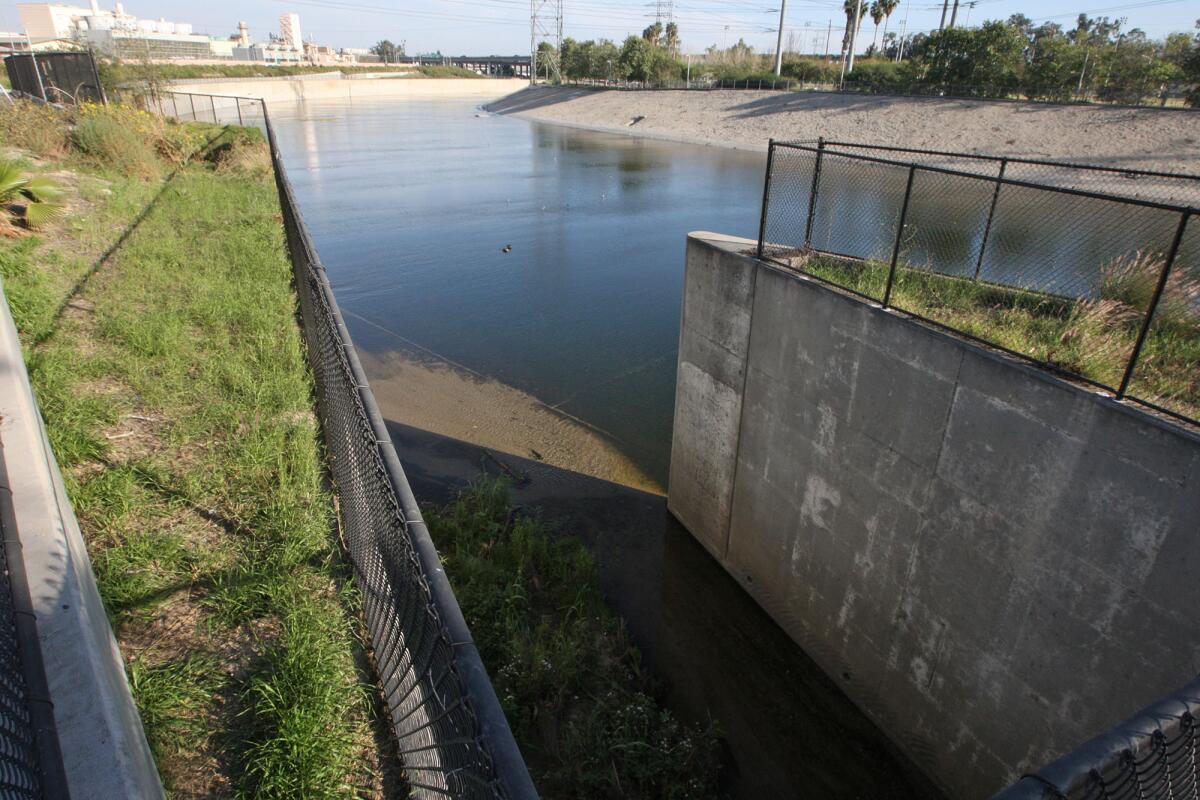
[530,0,563,84]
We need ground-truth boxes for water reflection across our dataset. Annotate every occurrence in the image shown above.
[271,97,765,484]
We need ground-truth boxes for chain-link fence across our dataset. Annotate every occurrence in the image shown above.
[127,90,269,134]
[759,138,1200,427]
[146,90,537,798]
[0,438,69,799]
[993,675,1200,800]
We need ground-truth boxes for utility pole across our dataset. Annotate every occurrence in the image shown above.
[896,0,910,61]
[773,0,786,76]
[948,0,960,29]
[824,19,832,61]
[938,0,949,30]
[846,0,862,74]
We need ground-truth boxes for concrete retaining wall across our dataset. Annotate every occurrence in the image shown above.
[0,281,163,799]
[668,232,1200,799]
[170,76,526,103]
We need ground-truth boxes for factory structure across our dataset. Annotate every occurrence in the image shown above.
[11,2,359,64]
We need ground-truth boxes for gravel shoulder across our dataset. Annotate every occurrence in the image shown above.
[486,86,1200,173]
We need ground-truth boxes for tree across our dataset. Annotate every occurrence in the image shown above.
[370,40,401,63]
[665,22,680,56]
[878,0,899,50]
[642,23,663,46]
[911,21,1027,94]
[869,1,885,51]
[619,35,677,81]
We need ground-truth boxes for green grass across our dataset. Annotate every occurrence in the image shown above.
[1,103,382,797]
[799,254,1199,419]
[424,480,722,799]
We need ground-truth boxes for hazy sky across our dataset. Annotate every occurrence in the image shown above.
[1,0,1195,55]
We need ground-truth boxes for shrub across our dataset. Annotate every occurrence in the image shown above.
[0,100,71,158]
[72,113,160,179]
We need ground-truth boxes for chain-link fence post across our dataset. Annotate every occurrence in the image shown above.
[210,94,217,124]
[188,94,196,121]
[757,140,776,259]
[973,157,1007,281]
[170,93,178,119]
[235,98,243,127]
[804,137,826,248]
[1116,210,1191,399]
[883,165,917,308]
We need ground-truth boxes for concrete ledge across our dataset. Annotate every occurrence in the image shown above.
[0,280,163,799]
[669,232,1200,799]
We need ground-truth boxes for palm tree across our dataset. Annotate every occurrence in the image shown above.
[869,1,885,52]
[665,22,679,56]
[840,0,869,60]
[878,0,900,52]
[0,160,64,233]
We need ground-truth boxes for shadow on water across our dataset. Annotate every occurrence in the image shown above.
[390,420,945,800]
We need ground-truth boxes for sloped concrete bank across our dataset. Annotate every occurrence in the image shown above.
[667,232,1200,798]
[486,86,1200,171]
[171,76,526,104]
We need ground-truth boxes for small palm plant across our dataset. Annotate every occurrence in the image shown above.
[0,159,65,233]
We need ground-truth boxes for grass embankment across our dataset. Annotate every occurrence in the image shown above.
[0,101,387,797]
[797,253,1199,418]
[425,481,722,799]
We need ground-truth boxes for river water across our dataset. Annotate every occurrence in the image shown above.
[272,95,764,486]
[272,94,942,798]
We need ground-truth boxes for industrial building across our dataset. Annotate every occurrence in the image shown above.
[13,2,355,64]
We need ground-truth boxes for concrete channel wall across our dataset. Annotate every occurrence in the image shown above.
[668,232,1200,799]
[0,283,164,798]
[170,76,527,104]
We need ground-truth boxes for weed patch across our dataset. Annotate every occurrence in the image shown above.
[425,480,722,799]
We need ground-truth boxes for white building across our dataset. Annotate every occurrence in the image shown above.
[278,13,301,50]
[16,1,220,59]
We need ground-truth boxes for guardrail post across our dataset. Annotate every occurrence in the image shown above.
[170,93,178,119]
[883,165,917,308]
[974,157,1007,280]
[804,138,826,249]
[757,140,776,259]
[1116,210,1190,399]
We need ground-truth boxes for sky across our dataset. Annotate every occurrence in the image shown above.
[1,0,1195,56]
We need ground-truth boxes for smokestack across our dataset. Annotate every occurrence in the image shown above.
[89,0,99,13]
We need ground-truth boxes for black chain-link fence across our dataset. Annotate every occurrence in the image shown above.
[759,138,1200,427]
[993,676,1200,800]
[3,51,105,104]
[0,438,69,799]
[265,102,535,800]
[146,90,537,799]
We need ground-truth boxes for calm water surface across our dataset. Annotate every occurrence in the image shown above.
[272,96,765,483]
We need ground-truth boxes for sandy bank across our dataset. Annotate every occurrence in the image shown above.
[487,87,1200,172]
[353,337,661,495]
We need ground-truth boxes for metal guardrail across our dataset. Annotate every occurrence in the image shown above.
[757,138,1199,427]
[147,90,537,799]
[993,675,1200,800]
[0,437,70,799]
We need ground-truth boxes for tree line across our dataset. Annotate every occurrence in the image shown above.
[546,14,1200,106]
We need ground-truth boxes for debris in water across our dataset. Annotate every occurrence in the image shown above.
[502,244,513,253]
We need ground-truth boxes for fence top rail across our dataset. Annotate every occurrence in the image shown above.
[159,90,265,103]
[813,139,1200,183]
[994,675,1200,798]
[770,140,1200,214]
